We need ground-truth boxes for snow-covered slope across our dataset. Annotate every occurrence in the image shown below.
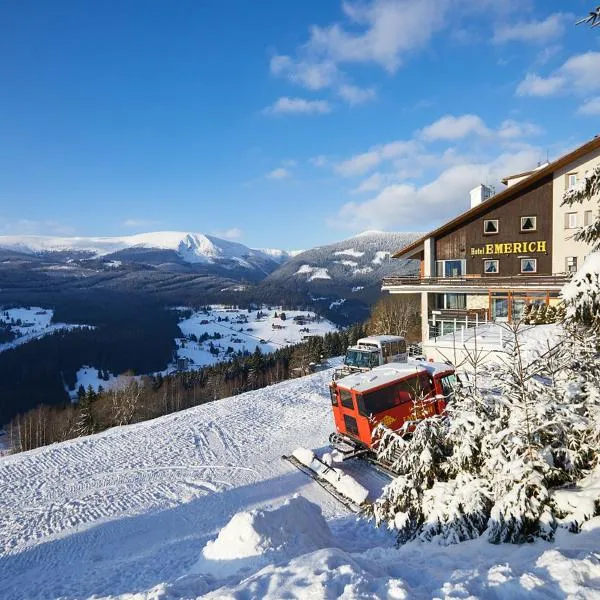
[1,364,599,599]
[264,230,420,290]
[260,231,422,323]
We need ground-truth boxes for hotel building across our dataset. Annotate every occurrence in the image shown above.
[382,136,600,342]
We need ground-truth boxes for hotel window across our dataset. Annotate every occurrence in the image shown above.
[520,216,536,232]
[585,210,593,227]
[483,219,499,235]
[435,259,466,278]
[567,173,577,189]
[565,212,578,229]
[566,256,578,274]
[484,259,499,274]
[444,294,466,309]
[521,258,537,273]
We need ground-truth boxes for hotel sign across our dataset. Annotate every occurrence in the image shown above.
[470,241,547,256]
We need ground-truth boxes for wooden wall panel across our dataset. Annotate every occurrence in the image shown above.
[435,176,553,276]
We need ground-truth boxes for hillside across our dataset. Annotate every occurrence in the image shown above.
[259,231,421,322]
[1,364,598,599]
[0,231,417,318]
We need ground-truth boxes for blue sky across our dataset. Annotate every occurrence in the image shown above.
[1,0,599,249]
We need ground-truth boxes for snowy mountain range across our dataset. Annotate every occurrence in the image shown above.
[262,230,420,293]
[0,231,294,269]
[0,230,419,321]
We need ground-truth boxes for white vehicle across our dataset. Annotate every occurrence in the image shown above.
[337,335,407,377]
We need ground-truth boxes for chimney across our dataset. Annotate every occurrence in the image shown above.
[470,184,493,208]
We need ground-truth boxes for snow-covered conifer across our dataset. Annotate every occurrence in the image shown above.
[370,322,600,545]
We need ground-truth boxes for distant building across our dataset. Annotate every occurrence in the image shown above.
[176,357,190,371]
[383,135,600,343]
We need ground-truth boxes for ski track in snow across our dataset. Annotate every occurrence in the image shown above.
[0,369,343,600]
[2,363,600,599]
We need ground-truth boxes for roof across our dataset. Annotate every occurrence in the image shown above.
[392,135,600,259]
[500,169,536,185]
[336,359,452,392]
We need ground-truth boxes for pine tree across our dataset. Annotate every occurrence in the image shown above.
[534,304,547,324]
[560,154,600,332]
[527,304,539,324]
[369,323,600,545]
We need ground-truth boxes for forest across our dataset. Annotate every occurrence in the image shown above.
[6,324,368,453]
[0,290,180,426]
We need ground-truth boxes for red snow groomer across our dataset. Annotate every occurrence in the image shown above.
[283,359,457,511]
[328,361,456,460]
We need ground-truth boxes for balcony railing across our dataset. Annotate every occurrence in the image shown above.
[383,274,571,289]
[428,309,488,340]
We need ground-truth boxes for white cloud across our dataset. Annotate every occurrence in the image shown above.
[516,51,600,97]
[497,119,543,139]
[337,84,376,105]
[333,114,542,179]
[211,227,243,240]
[351,172,387,193]
[269,0,449,106]
[516,73,564,97]
[309,0,449,72]
[331,147,542,231]
[121,218,158,229]
[309,155,328,167]
[270,55,339,90]
[0,218,76,235]
[577,97,600,116]
[266,167,291,180]
[560,52,600,93]
[262,97,332,115]
[420,114,490,141]
[493,13,570,45]
[336,140,418,176]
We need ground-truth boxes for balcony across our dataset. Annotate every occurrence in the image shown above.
[428,309,488,340]
[382,274,571,292]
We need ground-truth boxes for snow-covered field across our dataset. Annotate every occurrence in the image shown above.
[173,306,337,369]
[0,307,92,353]
[66,366,141,400]
[1,365,599,599]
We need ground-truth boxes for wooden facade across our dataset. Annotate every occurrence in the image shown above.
[435,175,553,276]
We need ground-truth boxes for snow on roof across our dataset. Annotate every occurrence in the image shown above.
[336,360,452,392]
[357,335,405,344]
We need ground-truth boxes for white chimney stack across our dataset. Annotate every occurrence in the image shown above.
[470,184,493,208]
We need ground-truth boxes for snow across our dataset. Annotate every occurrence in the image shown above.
[0,307,92,354]
[66,367,139,400]
[1,363,599,599]
[173,306,337,369]
[329,298,346,310]
[254,248,303,262]
[334,249,365,258]
[294,265,331,281]
[295,264,313,274]
[292,447,369,506]
[353,266,373,275]
[372,250,391,265]
[562,251,600,330]
[337,360,453,393]
[424,322,564,367]
[192,495,332,578]
[0,231,291,268]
